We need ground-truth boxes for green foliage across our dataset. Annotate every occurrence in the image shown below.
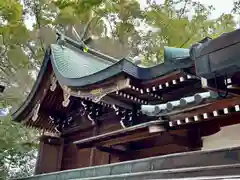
[141,0,236,65]
[0,0,238,179]
[0,0,22,23]
[0,115,38,179]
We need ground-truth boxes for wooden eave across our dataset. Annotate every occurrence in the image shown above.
[166,97,240,128]
[13,60,200,132]
[201,72,240,96]
[12,49,53,123]
[107,70,203,107]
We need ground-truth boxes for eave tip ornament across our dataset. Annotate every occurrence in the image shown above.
[62,85,71,107]
[62,94,70,107]
[50,75,57,92]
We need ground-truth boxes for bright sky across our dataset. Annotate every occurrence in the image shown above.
[195,0,234,18]
[140,0,235,19]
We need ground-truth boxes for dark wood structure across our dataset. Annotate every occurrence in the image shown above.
[0,84,5,93]
[12,29,240,179]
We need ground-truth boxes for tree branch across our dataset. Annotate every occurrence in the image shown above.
[0,66,10,77]
[180,27,197,48]
[25,43,38,60]
[178,0,189,19]
[33,2,45,52]
[80,16,102,40]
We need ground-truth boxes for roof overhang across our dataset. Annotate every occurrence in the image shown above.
[11,34,196,132]
[12,48,51,123]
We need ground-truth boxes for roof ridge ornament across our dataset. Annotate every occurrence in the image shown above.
[55,29,118,64]
[57,31,66,47]
[72,25,90,53]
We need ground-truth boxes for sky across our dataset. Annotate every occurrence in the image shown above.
[194,0,234,18]
[140,0,235,19]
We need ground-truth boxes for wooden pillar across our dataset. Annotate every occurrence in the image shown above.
[35,135,64,175]
[89,126,98,166]
[187,126,203,150]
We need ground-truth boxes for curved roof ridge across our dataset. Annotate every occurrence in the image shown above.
[50,44,193,87]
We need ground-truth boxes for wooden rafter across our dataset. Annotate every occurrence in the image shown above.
[167,97,240,127]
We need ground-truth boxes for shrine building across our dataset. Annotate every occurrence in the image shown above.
[12,29,240,179]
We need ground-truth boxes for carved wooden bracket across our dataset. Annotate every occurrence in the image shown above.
[32,103,41,122]
[62,93,70,107]
[87,112,96,125]
[62,85,71,107]
[49,114,74,133]
[120,119,127,129]
[115,105,142,129]
[50,74,57,91]
[67,78,130,103]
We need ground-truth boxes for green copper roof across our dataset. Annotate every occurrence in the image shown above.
[164,46,189,62]
[49,43,194,88]
[51,44,113,79]
[12,38,194,123]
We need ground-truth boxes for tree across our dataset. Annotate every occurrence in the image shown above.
[0,1,40,179]
[139,0,236,65]
[0,115,38,179]
[54,0,236,66]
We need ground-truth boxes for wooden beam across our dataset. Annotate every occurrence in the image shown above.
[129,144,193,159]
[201,77,240,97]
[141,71,183,87]
[97,131,162,147]
[187,126,202,149]
[39,135,63,145]
[75,128,194,150]
[167,97,240,121]
[74,120,166,148]
[96,146,126,155]
[102,95,132,109]
[128,130,200,151]
[97,132,199,155]
[162,81,203,102]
